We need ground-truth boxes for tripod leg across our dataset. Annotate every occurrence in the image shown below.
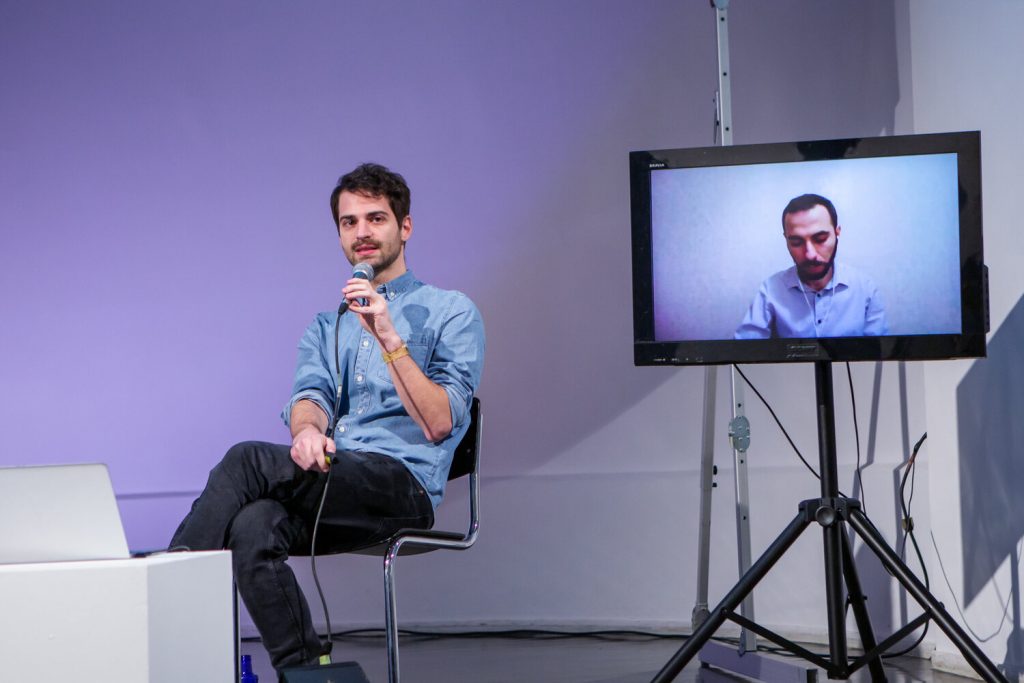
[846,507,1007,683]
[652,510,811,683]
[823,514,849,671]
[840,525,886,681]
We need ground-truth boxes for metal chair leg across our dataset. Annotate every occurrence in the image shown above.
[384,543,401,683]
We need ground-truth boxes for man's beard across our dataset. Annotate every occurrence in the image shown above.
[798,240,838,283]
[349,240,401,274]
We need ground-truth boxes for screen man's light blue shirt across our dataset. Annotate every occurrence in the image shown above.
[281,271,485,509]
[735,263,887,339]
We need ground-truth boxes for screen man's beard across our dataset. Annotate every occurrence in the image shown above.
[797,239,838,283]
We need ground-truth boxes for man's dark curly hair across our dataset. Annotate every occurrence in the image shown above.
[329,163,411,231]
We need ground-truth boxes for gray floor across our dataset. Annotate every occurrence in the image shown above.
[240,632,983,683]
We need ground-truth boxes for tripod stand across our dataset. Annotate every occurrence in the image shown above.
[653,361,1007,683]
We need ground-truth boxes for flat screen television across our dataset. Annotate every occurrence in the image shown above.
[630,131,986,366]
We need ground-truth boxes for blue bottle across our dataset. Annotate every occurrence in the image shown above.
[240,654,258,683]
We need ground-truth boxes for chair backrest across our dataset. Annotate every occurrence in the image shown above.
[447,397,480,481]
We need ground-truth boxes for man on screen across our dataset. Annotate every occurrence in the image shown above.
[734,193,888,339]
[168,163,485,675]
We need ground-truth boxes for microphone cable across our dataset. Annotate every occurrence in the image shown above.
[309,263,374,661]
[308,308,347,663]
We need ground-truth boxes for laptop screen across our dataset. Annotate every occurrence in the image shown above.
[0,463,130,564]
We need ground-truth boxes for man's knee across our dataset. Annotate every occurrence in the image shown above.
[207,441,276,488]
[216,440,261,472]
[226,499,291,557]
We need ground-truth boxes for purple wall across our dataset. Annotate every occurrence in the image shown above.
[0,1,899,550]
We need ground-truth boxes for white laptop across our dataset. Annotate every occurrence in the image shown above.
[0,463,131,564]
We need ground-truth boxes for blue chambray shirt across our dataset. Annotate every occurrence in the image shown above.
[734,263,888,339]
[281,271,485,509]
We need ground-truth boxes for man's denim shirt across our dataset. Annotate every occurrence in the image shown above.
[281,271,485,509]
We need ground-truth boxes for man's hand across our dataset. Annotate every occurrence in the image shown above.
[341,276,452,442]
[343,277,402,349]
[290,425,336,473]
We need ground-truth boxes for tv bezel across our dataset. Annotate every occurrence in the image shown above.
[630,131,985,366]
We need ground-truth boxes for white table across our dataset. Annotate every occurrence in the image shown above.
[0,550,234,683]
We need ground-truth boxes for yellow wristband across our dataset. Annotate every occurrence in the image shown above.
[382,344,410,364]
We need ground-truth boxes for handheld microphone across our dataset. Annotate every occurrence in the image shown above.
[337,262,375,314]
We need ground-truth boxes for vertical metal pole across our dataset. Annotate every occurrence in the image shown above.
[815,361,849,671]
[384,547,401,683]
[714,0,733,147]
[692,0,732,635]
[716,0,757,656]
[729,372,757,653]
[693,366,717,629]
[691,0,732,645]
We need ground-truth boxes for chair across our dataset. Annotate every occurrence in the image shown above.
[351,396,482,683]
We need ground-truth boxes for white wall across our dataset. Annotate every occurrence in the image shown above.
[903,0,1024,677]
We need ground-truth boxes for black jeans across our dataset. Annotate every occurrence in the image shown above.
[169,441,434,673]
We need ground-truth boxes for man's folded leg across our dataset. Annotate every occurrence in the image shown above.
[228,498,325,672]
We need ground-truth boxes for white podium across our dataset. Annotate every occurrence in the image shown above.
[0,551,235,683]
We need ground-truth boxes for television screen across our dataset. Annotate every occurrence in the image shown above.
[630,132,985,366]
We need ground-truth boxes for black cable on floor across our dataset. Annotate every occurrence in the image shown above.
[246,627,692,643]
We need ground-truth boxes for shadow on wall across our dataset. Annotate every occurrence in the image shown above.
[957,292,1024,674]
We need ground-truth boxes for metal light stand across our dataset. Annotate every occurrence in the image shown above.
[691,3,816,680]
[659,362,1008,682]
